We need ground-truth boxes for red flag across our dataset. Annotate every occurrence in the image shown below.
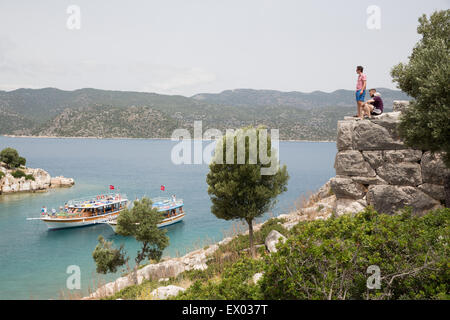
[160,185,165,191]
[109,185,115,190]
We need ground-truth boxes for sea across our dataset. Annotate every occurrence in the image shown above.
[0,136,336,299]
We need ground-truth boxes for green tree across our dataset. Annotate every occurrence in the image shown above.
[0,147,26,169]
[92,197,169,283]
[206,126,289,257]
[391,10,450,206]
[92,236,128,274]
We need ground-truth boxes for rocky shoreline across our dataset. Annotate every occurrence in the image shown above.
[0,165,74,195]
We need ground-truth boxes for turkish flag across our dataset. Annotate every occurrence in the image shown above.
[109,185,115,190]
[160,185,165,191]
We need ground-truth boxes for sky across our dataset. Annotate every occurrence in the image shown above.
[0,0,448,96]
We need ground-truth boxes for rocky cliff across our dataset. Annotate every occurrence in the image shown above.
[330,101,448,216]
[0,165,74,194]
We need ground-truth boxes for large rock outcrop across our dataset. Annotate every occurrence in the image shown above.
[331,101,448,215]
[0,165,74,195]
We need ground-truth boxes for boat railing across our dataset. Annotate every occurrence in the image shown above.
[151,197,183,206]
[68,193,128,206]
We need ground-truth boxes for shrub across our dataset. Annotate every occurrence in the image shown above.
[175,256,264,300]
[0,171,4,179]
[11,170,26,179]
[9,170,34,181]
[260,207,449,300]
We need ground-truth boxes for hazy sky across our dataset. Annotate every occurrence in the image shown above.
[0,0,448,96]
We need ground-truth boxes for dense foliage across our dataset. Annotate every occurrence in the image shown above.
[172,207,449,300]
[207,126,289,256]
[391,10,450,167]
[177,257,265,300]
[0,147,26,169]
[261,207,449,300]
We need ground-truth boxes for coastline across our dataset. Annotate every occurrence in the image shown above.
[84,180,335,299]
[1,134,335,143]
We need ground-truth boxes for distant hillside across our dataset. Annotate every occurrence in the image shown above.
[0,107,35,135]
[191,88,409,110]
[27,105,179,138]
[0,87,409,141]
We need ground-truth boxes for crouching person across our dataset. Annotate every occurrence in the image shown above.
[362,88,384,118]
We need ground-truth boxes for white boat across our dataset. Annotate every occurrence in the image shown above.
[27,193,129,230]
[106,196,185,232]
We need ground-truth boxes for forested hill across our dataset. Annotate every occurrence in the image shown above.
[0,87,409,141]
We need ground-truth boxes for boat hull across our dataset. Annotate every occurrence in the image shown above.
[107,213,185,232]
[43,211,120,230]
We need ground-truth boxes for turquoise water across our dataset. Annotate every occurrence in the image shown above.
[0,136,336,299]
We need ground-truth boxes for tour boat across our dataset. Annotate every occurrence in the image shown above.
[106,196,185,232]
[28,193,129,230]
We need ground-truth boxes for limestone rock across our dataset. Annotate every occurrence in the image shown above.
[336,120,354,151]
[351,175,387,186]
[316,180,332,199]
[373,111,402,121]
[384,149,422,163]
[353,120,405,150]
[50,176,75,188]
[393,100,410,113]
[367,185,441,215]
[330,177,366,199]
[334,198,366,216]
[150,285,185,300]
[334,150,376,177]
[362,151,384,169]
[418,183,446,202]
[265,230,287,253]
[377,162,422,186]
[421,152,450,185]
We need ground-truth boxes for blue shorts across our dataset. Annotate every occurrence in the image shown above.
[355,90,366,102]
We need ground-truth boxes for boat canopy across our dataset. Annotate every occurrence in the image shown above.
[67,193,128,209]
[151,197,184,212]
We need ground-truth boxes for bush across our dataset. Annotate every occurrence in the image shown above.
[0,171,4,179]
[260,207,449,300]
[11,170,26,179]
[9,170,34,181]
[175,256,264,300]
[0,148,26,169]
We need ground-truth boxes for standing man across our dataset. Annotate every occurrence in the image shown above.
[355,66,367,118]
